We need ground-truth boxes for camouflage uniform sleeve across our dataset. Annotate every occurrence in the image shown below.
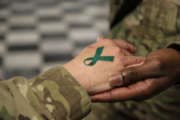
[110,0,123,25]
[0,66,91,120]
[110,0,142,28]
[105,0,180,119]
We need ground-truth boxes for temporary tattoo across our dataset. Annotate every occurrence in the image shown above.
[84,46,114,66]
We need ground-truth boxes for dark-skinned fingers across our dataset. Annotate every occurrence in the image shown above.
[117,59,164,86]
[131,79,159,101]
[91,88,132,102]
[149,77,173,94]
[110,59,163,87]
[92,80,154,102]
[133,77,173,101]
[110,56,145,88]
[88,83,111,96]
[92,77,173,102]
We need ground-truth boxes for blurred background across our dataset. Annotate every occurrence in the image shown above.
[0,0,109,79]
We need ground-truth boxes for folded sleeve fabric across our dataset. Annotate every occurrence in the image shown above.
[0,66,91,120]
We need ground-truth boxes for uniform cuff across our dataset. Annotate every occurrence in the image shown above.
[40,66,91,119]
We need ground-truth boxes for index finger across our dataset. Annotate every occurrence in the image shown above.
[91,80,152,102]
[110,59,163,87]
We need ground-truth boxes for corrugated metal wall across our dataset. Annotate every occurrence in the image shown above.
[0,0,109,79]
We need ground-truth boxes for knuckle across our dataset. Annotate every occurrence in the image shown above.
[124,51,131,56]
[119,49,129,56]
[119,56,125,62]
[104,39,113,44]
[123,43,129,49]
[151,58,162,70]
[120,40,132,47]
[113,47,121,53]
[134,57,143,63]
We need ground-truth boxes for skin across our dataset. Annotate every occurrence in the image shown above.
[64,39,144,94]
[92,48,180,102]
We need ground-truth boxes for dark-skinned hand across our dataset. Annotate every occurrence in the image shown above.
[92,48,180,102]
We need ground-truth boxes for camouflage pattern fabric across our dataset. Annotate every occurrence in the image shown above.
[109,0,123,25]
[0,67,91,120]
[85,0,180,120]
[1,0,180,120]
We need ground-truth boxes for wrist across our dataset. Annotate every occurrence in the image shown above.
[63,61,90,91]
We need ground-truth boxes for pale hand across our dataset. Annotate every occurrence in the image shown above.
[64,39,144,94]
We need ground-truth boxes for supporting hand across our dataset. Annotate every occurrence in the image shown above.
[64,39,143,94]
[92,48,180,101]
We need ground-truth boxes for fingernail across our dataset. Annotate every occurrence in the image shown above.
[109,75,123,87]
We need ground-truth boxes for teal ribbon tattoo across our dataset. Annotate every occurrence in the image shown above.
[84,46,114,66]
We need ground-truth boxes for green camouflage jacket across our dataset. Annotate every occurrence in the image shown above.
[109,0,180,54]
[85,0,180,120]
[107,0,180,120]
[0,67,91,120]
[1,0,180,120]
